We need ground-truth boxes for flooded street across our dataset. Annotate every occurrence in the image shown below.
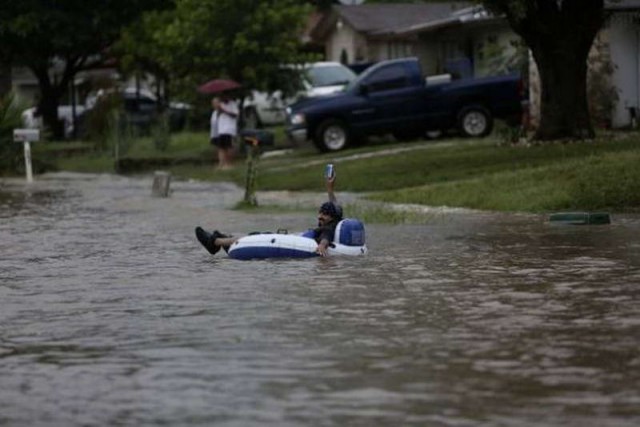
[1,172,639,426]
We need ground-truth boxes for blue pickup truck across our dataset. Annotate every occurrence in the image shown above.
[285,57,524,152]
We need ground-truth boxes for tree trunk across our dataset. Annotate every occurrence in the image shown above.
[31,63,75,140]
[0,62,11,98]
[37,82,65,140]
[531,37,594,140]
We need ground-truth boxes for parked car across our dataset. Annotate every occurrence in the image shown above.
[22,88,191,139]
[243,62,357,128]
[286,57,525,152]
[88,88,191,133]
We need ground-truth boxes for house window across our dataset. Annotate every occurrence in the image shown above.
[387,42,413,59]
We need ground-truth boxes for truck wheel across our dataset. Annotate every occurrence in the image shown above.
[457,105,493,137]
[314,119,350,152]
[243,107,262,129]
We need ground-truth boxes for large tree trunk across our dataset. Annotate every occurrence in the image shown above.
[496,0,605,141]
[34,73,64,140]
[530,35,594,140]
[31,62,75,140]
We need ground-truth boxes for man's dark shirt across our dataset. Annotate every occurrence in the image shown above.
[313,219,340,244]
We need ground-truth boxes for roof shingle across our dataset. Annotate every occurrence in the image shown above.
[336,2,471,34]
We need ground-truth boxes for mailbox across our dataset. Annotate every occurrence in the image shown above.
[13,128,40,142]
[13,128,40,183]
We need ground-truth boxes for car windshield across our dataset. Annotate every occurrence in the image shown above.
[306,65,357,88]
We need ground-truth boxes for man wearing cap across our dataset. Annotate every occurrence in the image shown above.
[195,175,343,257]
[313,175,342,256]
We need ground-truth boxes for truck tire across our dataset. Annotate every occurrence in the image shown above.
[457,105,493,137]
[243,107,262,129]
[314,119,350,152]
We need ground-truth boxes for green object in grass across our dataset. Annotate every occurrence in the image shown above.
[549,212,611,225]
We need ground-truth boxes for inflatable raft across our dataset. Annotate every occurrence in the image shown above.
[228,218,367,260]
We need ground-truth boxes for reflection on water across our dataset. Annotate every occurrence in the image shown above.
[1,173,639,426]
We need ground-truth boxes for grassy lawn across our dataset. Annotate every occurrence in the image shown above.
[39,128,640,214]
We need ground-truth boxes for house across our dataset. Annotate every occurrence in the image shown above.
[309,2,472,71]
[601,0,640,128]
[388,5,522,78]
[308,2,520,79]
[310,1,640,130]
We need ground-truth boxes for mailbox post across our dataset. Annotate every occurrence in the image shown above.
[13,129,40,183]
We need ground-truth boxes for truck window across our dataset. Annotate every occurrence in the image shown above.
[363,65,409,93]
[306,64,357,88]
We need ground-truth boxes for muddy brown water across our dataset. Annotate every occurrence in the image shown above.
[1,173,639,426]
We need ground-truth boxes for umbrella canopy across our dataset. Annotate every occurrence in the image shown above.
[197,78,241,95]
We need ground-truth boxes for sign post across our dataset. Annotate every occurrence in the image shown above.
[13,129,40,183]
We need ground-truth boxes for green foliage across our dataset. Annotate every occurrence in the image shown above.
[0,0,169,138]
[151,113,171,152]
[84,91,123,152]
[481,0,527,20]
[107,112,135,160]
[0,93,27,175]
[127,0,313,103]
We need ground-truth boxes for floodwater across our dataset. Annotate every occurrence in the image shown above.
[1,172,639,427]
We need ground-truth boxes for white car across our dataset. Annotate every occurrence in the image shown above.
[243,62,357,128]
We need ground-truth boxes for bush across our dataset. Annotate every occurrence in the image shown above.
[84,91,123,151]
[0,93,28,175]
[151,112,171,151]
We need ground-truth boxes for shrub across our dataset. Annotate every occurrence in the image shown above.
[151,112,171,151]
[0,93,28,175]
[84,91,123,152]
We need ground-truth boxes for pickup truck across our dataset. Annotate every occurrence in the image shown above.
[285,57,524,152]
[243,62,357,128]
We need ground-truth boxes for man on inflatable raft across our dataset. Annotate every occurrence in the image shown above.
[195,174,367,259]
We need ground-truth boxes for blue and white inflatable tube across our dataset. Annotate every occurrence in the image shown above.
[228,218,368,260]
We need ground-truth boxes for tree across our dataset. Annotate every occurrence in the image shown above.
[135,0,313,104]
[0,0,168,139]
[480,0,606,140]
[0,94,26,174]
[117,9,175,102]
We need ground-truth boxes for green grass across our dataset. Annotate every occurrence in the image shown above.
[366,141,640,213]
[39,127,640,214]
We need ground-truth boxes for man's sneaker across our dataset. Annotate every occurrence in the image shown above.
[195,226,220,255]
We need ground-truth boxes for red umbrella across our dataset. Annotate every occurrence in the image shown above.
[197,78,242,94]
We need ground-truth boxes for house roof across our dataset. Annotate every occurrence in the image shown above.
[391,1,640,37]
[606,0,640,10]
[386,5,498,37]
[310,2,471,41]
[336,2,470,34]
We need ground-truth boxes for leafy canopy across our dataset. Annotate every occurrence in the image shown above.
[133,0,313,98]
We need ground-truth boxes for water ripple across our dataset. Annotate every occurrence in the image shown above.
[0,174,639,426]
